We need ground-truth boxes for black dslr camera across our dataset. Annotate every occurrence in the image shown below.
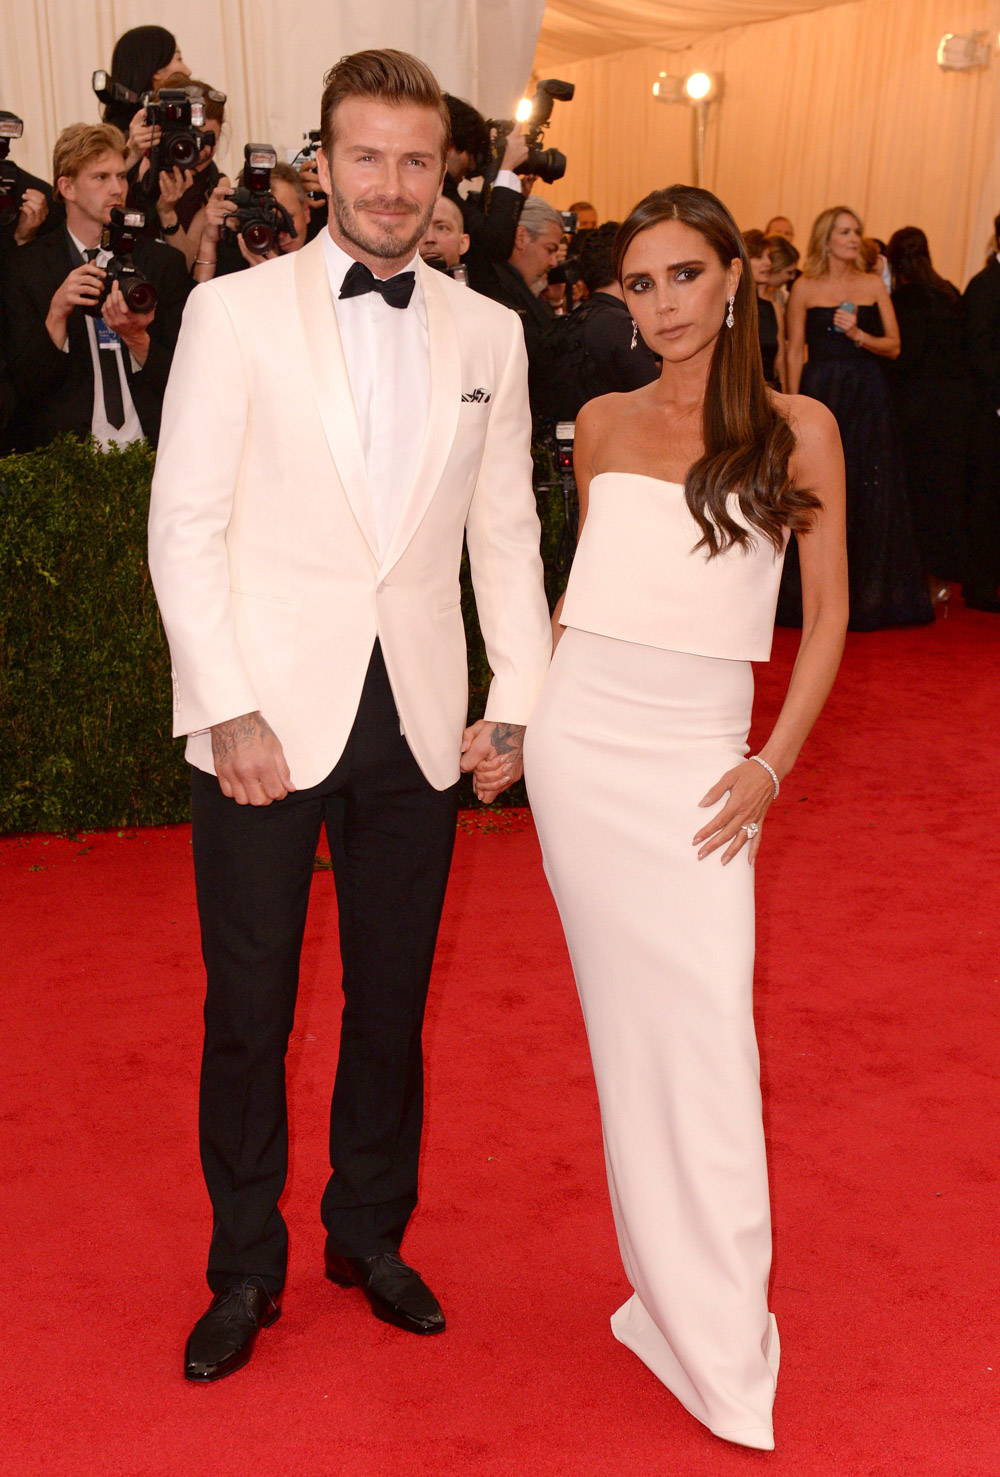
[86,209,157,317]
[227,145,296,256]
[143,88,209,171]
[0,112,26,228]
[292,129,325,203]
[485,79,575,187]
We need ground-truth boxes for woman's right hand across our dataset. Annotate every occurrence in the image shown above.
[125,107,160,170]
[201,177,235,246]
[833,305,858,336]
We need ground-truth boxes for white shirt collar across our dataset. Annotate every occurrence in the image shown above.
[68,226,107,261]
[320,229,422,300]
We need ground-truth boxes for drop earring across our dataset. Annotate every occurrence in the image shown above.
[726,296,735,329]
[630,319,638,350]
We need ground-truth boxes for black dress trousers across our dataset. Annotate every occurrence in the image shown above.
[190,641,459,1293]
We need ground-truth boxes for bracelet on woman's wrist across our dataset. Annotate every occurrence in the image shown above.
[749,754,780,798]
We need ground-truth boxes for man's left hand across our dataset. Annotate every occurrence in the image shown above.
[102,280,155,365]
[460,719,526,804]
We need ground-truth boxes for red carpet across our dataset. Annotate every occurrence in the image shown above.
[2,598,999,1476]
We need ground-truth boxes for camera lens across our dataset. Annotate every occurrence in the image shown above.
[124,279,157,314]
[167,134,200,170]
[243,221,274,255]
[526,147,567,185]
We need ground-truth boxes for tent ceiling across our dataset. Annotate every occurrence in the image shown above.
[534,0,857,68]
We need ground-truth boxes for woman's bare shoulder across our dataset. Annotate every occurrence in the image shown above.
[772,391,839,443]
[576,390,637,431]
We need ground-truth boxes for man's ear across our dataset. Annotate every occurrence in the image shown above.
[459,233,470,257]
[315,149,332,197]
[513,224,527,253]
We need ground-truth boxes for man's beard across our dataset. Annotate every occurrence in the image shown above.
[331,185,435,263]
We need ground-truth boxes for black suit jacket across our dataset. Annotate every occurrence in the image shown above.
[0,225,190,452]
[962,255,1000,413]
[486,259,556,420]
[443,174,524,299]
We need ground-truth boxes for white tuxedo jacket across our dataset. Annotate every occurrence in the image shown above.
[147,234,552,791]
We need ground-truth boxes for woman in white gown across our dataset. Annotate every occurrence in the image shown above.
[481,188,848,1449]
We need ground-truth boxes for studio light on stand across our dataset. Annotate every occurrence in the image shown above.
[652,70,722,186]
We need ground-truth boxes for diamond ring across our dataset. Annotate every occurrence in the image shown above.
[740,822,760,839]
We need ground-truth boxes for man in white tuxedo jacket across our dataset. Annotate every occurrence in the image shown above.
[147,50,551,1382]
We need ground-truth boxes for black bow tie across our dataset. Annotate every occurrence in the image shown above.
[339,259,416,309]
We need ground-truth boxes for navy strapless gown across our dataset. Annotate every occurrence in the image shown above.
[777,305,933,630]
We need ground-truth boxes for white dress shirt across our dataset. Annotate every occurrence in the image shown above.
[321,231,431,556]
[67,228,144,450]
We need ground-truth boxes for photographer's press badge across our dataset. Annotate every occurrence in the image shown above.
[95,321,122,351]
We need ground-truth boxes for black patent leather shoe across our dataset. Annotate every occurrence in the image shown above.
[325,1249,445,1335]
[184,1279,282,1382]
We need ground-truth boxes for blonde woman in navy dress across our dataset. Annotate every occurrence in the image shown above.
[489,188,848,1449]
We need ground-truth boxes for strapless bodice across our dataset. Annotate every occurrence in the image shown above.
[559,473,788,662]
[805,304,883,362]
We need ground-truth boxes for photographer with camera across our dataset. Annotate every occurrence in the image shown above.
[193,158,307,282]
[133,76,227,269]
[439,95,528,296]
[0,113,55,252]
[0,123,189,453]
[96,26,191,172]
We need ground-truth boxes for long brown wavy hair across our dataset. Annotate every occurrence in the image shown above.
[613,186,821,556]
[886,227,959,302]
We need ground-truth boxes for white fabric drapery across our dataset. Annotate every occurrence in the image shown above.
[532,0,1000,287]
[535,0,857,68]
[1,0,546,185]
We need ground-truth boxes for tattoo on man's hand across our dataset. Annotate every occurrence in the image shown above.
[489,722,526,757]
[211,710,275,763]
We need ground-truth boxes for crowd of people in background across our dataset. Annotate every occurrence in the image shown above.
[0,24,998,623]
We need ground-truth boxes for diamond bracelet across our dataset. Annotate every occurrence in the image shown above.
[749,754,780,798]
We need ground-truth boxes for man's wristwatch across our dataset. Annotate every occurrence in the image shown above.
[161,219,181,236]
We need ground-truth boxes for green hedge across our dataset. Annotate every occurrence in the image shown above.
[0,436,570,833]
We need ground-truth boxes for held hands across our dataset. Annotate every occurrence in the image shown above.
[460,720,526,805]
[692,759,776,866]
[211,710,296,805]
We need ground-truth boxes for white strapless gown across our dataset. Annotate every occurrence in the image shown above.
[524,473,785,1450]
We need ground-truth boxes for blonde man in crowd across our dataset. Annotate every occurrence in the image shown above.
[0,122,189,452]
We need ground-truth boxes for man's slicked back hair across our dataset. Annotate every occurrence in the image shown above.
[319,49,451,162]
